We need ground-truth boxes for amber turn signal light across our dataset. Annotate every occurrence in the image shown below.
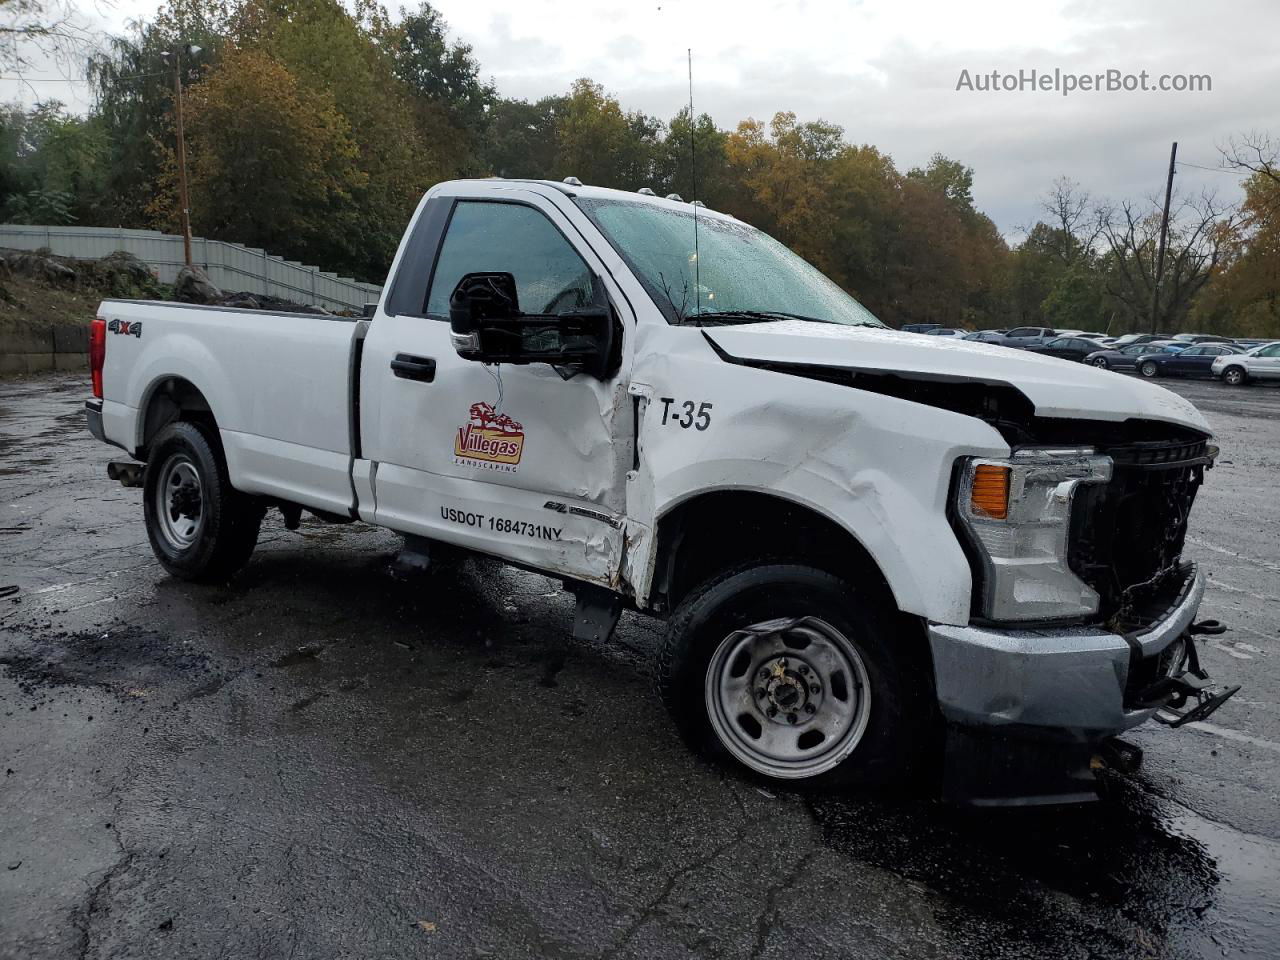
[970,464,1010,519]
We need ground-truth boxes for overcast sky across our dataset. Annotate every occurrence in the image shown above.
[5,0,1278,237]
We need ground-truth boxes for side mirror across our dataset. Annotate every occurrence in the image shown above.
[448,271,618,379]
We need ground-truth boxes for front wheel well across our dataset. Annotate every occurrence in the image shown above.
[138,377,216,459]
[651,491,898,614]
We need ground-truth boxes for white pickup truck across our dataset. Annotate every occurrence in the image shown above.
[86,178,1238,804]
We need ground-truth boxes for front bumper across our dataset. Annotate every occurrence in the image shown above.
[928,565,1204,735]
[927,566,1229,805]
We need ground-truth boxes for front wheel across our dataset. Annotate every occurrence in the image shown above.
[1221,365,1248,386]
[656,564,930,785]
[1140,361,1160,378]
[143,421,263,582]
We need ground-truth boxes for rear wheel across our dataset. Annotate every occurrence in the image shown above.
[656,563,930,786]
[1140,360,1160,378]
[1090,357,1110,369]
[1221,365,1248,386]
[143,421,263,582]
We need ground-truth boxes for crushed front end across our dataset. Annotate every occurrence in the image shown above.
[931,423,1239,805]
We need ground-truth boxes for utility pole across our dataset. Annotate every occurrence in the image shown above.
[1150,141,1177,334]
[163,44,201,267]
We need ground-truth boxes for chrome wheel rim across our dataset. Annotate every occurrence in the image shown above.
[1091,358,1108,368]
[705,616,872,779]
[155,454,204,550]
[1225,369,1243,385]
[1141,362,1157,377]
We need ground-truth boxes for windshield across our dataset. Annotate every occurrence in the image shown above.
[574,197,884,327]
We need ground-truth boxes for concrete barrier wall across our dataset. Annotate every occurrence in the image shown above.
[0,323,88,375]
[0,224,384,313]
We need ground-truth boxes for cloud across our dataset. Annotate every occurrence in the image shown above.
[431,0,1276,234]
[3,0,1273,236]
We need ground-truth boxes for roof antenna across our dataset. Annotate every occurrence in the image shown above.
[687,48,700,313]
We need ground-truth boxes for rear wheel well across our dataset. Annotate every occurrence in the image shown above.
[139,377,216,459]
[652,491,897,613]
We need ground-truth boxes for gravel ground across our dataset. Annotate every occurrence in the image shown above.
[2,372,1278,959]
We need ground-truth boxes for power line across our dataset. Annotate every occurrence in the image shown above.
[1175,160,1248,176]
[0,71,168,82]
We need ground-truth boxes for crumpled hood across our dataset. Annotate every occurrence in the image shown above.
[704,321,1211,433]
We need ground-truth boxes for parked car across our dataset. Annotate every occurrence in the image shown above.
[1001,326,1058,348]
[1111,333,1176,347]
[1136,343,1243,378]
[1084,342,1160,371]
[1212,341,1280,385]
[962,331,1010,345]
[1172,334,1236,345]
[83,177,1235,803]
[923,327,968,338]
[1023,336,1103,363]
[901,323,941,334]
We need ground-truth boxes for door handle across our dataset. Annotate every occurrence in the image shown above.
[390,354,436,382]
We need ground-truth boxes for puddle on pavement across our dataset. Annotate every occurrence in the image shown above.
[807,775,1280,957]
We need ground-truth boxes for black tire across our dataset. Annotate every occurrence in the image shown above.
[1139,360,1160,378]
[1089,357,1109,369]
[656,563,931,787]
[143,420,263,582]
[1221,365,1248,387]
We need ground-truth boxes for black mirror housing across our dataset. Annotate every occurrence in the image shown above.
[447,271,619,379]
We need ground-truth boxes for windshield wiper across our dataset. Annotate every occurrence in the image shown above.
[675,310,841,327]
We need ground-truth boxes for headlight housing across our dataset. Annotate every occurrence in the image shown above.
[956,448,1113,622]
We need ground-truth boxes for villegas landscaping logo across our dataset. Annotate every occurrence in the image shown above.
[454,402,524,472]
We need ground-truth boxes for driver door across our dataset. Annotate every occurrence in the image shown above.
[359,191,633,586]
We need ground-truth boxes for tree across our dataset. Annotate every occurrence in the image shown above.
[0,0,98,72]
[653,107,731,207]
[386,3,494,131]
[382,3,496,175]
[0,100,106,222]
[483,95,565,179]
[1190,136,1280,337]
[1097,193,1237,332]
[907,153,975,213]
[553,79,641,188]
[1040,176,1101,265]
[1041,262,1105,331]
[724,112,842,254]
[87,0,226,227]
[233,0,447,278]
[152,46,366,271]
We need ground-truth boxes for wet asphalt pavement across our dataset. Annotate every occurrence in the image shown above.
[2,373,1279,959]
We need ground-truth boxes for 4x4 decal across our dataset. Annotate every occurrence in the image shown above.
[107,318,143,338]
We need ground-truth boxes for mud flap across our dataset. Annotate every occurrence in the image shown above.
[569,583,623,643]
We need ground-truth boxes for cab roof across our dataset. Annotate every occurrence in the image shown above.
[441,177,739,222]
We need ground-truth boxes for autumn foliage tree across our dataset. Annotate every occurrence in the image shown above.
[153,46,365,269]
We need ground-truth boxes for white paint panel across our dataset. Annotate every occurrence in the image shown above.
[373,462,622,587]
[704,321,1211,431]
[221,431,353,514]
[97,299,356,509]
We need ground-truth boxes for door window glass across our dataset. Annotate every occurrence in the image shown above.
[426,202,594,318]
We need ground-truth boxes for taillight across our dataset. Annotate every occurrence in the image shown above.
[89,316,106,399]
